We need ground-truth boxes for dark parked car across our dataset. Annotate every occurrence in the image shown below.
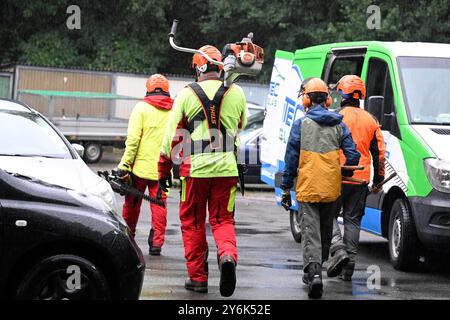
[0,99,145,300]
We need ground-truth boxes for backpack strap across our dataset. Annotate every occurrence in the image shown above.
[187,82,233,151]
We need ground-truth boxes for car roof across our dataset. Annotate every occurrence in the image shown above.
[297,41,450,59]
[382,42,450,58]
[0,99,33,113]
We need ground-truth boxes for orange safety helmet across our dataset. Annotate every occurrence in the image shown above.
[146,74,170,93]
[336,75,366,100]
[192,45,223,72]
[300,78,332,108]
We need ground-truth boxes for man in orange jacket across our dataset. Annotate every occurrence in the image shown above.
[327,75,386,280]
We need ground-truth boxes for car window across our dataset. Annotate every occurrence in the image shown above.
[366,58,395,121]
[326,55,365,110]
[0,110,72,159]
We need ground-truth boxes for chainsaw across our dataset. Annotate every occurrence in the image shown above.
[98,170,165,208]
[169,19,264,87]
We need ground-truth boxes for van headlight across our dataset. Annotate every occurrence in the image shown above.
[424,158,450,194]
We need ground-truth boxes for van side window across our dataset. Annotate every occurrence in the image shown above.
[366,58,400,138]
[329,57,364,85]
[326,56,365,110]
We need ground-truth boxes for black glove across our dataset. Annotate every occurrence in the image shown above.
[281,189,292,211]
[115,168,130,180]
[158,176,172,193]
[341,168,354,177]
[373,175,384,186]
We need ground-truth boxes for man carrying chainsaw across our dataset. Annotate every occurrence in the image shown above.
[117,74,174,256]
[280,78,360,299]
[158,45,246,297]
[327,75,386,281]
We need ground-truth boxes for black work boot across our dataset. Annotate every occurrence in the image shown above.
[327,249,349,278]
[219,255,236,297]
[149,246,161,256]
[339,261,355,281]
[185,279,208,293]
[306,263,323,299]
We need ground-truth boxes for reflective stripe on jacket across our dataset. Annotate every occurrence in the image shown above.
[281,105,361,203]
[339,106,386,184]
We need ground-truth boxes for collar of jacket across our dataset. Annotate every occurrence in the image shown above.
[143,95,174,110]
[306,104,343,126]
[340,99,360,108]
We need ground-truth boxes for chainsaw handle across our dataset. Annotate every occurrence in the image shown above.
[169,19,178,37]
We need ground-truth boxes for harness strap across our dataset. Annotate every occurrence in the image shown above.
[187,83,235,154]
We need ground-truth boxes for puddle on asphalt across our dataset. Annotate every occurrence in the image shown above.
[165,228,179,236]
[235,228,281,235]
[242,262,303,270]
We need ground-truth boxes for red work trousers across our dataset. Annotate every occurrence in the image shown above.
[180,176,238,282]
[122,175,167,247]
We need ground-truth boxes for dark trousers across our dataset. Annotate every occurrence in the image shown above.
[330,183,368,263]
[300,201,339,271]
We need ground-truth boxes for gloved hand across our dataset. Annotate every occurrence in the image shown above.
[158,176,172,193]
[116,168,130,181]
[371,175,384,193]
[281,189,292,211]
[341,168,354,177]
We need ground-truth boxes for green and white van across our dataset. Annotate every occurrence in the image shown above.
[261,41,450,270]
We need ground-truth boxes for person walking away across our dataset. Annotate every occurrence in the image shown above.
[158,45,247,297]
[327,75,386,280]
[117,74,174,256]
[280,78,360,298]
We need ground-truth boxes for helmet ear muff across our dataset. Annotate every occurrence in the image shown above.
[326,95,332,108]
[301,93,311,108]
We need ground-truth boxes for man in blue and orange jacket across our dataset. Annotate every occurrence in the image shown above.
[280,78,360,299]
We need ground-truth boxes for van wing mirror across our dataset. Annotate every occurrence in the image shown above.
[72,143,85,158]
[366,96,384,125]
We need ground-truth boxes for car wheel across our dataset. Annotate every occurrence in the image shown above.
[388,198,421,271]
[16,254,111,300]
[83,142,103,163]
[290,209,302,243]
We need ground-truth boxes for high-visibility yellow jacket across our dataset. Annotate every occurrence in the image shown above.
[119,95,173,180]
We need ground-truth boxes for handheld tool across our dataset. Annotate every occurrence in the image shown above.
[370,172,398,193]
[98,170,165,208]
[169,19,264,87]
[341,165,365,184]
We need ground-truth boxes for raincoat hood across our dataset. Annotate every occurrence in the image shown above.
[306,104,343,126]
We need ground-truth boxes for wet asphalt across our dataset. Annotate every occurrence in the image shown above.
[90,150,450,300]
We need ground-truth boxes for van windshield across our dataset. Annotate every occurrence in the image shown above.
[399,57,450,125]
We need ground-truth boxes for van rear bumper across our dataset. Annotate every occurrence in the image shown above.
[410,190,450,250]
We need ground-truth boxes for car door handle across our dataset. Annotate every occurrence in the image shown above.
[15,220,28,227]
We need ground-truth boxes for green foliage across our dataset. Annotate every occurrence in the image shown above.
[1,0,449,81]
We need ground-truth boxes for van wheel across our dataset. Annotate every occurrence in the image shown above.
[16,254,110,300]
[290,209,302,243]
[388,198,421,271]
[83,142,103,163]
